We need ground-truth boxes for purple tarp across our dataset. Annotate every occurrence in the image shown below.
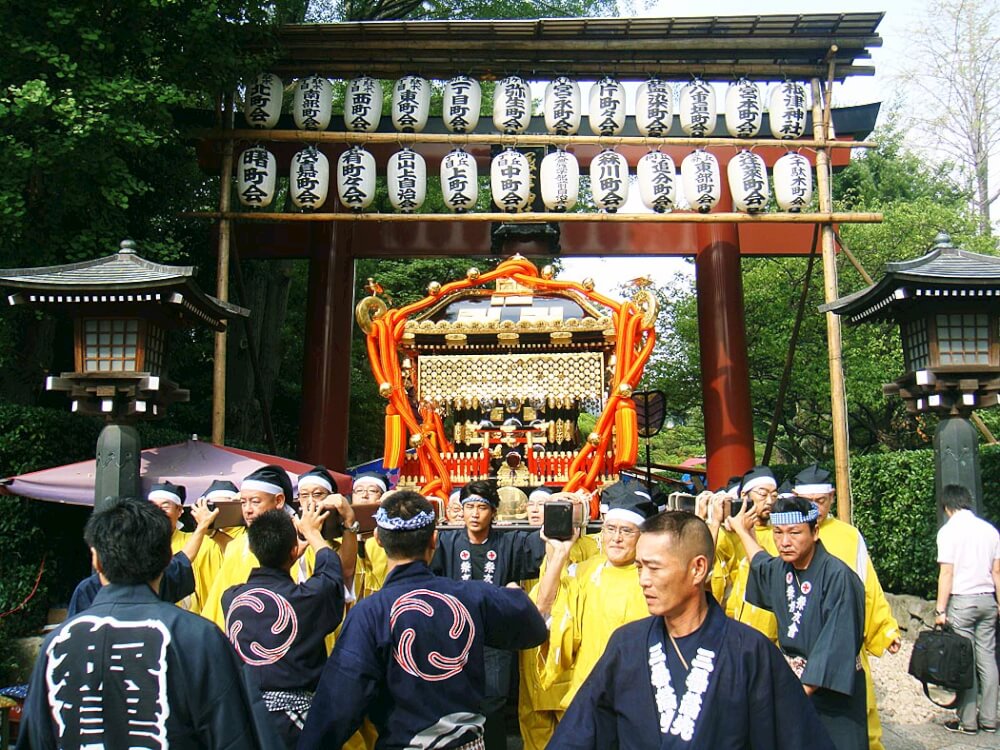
[2,440,351,506]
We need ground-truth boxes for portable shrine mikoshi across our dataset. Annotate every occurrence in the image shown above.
[356,257,656,500]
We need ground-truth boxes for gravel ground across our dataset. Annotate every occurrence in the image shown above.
[871,638,952,726]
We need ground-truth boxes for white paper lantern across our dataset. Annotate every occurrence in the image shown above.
[727,150,769,213]
[337,146,376,211]
[236,146,277,207]
[544,76,581,136]
[290,147,329,209]
[387,148,427,213]
[244,73,282,129]
[589,77,626,136]
[773,152,813,212]
[679,79,717,137]
[491,149,532,213]
[681,150,721,213]
[443,75,481,133]
[540,150,579,212]
[493,76,531,134]
[292,76,332,131]
[441,148,478,212]
[769,81,808,139]
[724,79,762,138]
[345,76,383,133]
[635,79,672,137]
[392,75,431,133]
[637,151,677,213]
[590,150,629,213]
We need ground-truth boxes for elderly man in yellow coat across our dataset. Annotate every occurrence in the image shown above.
[535,484,658,711]
[794,464,902,750]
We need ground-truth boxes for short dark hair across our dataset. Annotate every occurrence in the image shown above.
[940,484,974,513]
[460,479,499,507]
[641,511,715,569]
[771,496,819,530]
[248,510,298,569]
[84,497,172,585]
[378,490,436,560]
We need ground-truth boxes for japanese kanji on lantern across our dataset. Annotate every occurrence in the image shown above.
[773,151,813,212]
[679,78,717,137]
[387,148,427,213]
[637,151,677,214]
[443,75,481,133]
[769,81,808,139]
[293,75,332,131]
[493,76,531,134]
[236,146,276,207]
[441,148,478,212]
[590,149,629,213]
[681,149,721,213]
[727,150,769,213]
[724,78,762,138]
[244,73,282,129]
[392,75,430,133]
[544,76,581,136]
[491,149,531,213]
[345,75,382,132]
[635,79,672,137]
[290,147,329,209]
[589,76,626,136]
[336,146,376,210]
[540,150,579,212]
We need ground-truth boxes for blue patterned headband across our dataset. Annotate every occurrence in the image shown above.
[375,507,436,531]
[770,503,820,527]
[460,493,497,507]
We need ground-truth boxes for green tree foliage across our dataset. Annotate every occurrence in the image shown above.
[307,0,623,22]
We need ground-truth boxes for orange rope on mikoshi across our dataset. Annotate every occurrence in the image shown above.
[360,256,657,500]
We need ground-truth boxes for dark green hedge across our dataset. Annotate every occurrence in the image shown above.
[852,445,1000,599]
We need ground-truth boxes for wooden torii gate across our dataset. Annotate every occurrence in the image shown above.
[191,13,885,516]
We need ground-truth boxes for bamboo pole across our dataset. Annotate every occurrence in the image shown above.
[812,77,853,522]
[212,95,234,447]
[183,210,883,224]
[201,127,873,151]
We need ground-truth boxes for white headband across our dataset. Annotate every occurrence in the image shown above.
[529,489,552,502]
[604,508,645,527]
[794,483,833,495]
[242,479,284,496]
[742,476,777,495]
[149,489,182,505]
[354,476,387,492]
[299,475,333,493]
[203,489,237,502]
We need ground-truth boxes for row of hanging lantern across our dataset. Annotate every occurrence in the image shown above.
[237,142,813,214]
[245,73,811,140]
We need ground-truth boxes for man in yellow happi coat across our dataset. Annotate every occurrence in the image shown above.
[709,477,744,605]
[517,489,600,750]
[148,481,224,614]
[354,474,394,601]
[794,463,901,750]
[535,484,658,710]
[723,467,781,642]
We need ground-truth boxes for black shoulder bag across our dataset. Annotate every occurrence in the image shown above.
[907,623,975,709]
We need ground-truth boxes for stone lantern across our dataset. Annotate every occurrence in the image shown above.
[823,232,1000,513]
[0,239,248,510]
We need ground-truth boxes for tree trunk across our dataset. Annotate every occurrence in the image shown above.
[225,258,293,447]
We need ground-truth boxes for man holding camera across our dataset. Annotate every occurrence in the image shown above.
[535,483,658,710]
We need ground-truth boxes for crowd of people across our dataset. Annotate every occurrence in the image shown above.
[13,461,1000,750]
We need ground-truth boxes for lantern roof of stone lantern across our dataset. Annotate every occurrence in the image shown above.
[0,240,249,332]
[822,232,1000,324]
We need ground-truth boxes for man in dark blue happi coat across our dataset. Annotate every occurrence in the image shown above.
[222,500,345,749]
[550,510,835,750]
[299,489,548,750]
[18,498,277,750]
